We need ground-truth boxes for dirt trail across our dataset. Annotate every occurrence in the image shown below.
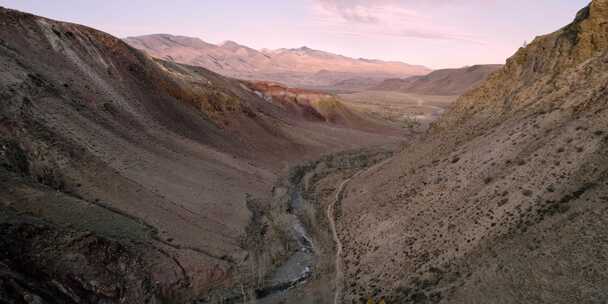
[328,178,350,304]
[328,159,391,304]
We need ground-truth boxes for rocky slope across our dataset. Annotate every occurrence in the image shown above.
[0,7,403,302]
[373,64,503,96]
[245,81,393,131]
[338,1,608,303]
[124,34,431,88]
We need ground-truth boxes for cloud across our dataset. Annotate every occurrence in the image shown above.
[314,0,405,24]
[311,0,485,43]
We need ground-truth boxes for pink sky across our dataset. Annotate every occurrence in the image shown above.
[0,0,590,69]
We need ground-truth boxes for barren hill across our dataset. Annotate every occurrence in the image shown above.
[0,7,402,303]
[124,34,431,88]
[338,1,608,303]
[373,64,503,96]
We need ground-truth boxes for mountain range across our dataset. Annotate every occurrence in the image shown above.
[124,34,431,88]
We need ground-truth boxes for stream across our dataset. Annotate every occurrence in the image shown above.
[198,149,395,304]
[254,187,316,299]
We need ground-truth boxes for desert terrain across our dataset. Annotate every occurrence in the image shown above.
[1,1,608,304]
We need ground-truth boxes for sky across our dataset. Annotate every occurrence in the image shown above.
[0,0,590,69]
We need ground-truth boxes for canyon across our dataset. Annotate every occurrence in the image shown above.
[1,1,608,304]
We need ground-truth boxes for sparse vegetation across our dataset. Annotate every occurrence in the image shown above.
[2,1,608,303]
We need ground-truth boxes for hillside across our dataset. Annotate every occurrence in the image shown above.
[338,1,608,303]
[124,34,431,88]
[373,64,503,96]
[245,81,393,131]
[0,7,403,303]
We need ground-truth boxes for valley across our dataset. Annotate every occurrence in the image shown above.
[1,1,608,304]
[339,91,456,130]
[0,6,413,303]
[194,147,397,303]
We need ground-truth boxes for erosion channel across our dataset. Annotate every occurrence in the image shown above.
[201,147,395,304]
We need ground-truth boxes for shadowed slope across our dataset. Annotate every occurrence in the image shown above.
[0,7,402,302]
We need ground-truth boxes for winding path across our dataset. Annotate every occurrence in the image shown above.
[327,177,351,304]
[328,159,391,304]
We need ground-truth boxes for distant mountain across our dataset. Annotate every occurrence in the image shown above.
[124,34,431,87]
[373,64,503,95]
